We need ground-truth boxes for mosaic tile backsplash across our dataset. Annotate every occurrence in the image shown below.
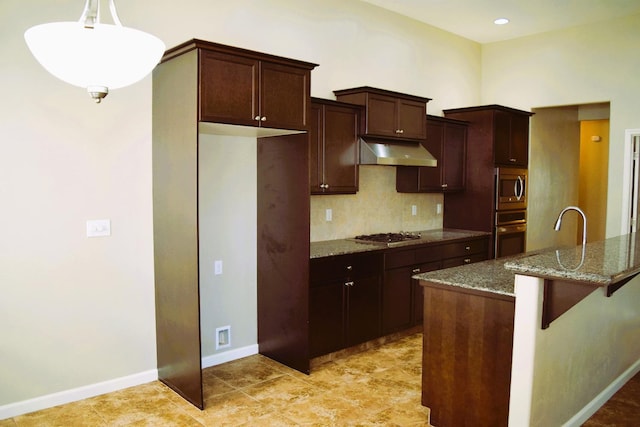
[310,165,444,242]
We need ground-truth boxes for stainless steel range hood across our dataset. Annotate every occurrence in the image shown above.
[359,137,437,167]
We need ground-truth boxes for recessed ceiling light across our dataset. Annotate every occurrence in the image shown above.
[494,18,510,25]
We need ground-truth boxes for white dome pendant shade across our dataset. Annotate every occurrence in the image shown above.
[24,0,165,103]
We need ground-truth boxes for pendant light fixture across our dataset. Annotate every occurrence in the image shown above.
[24,0,165,103]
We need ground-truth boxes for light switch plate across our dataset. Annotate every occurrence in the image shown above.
[86,219,111,237]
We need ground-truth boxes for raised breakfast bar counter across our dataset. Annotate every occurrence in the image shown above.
[414,233,640,426]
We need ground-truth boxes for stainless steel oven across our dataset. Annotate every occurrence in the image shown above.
[495,209,527,258]
[496,167,527,211]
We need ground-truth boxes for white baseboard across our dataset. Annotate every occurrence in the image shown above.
[201,344,259,369]
[563,358,640,427]
[0,345,259,420]
[0,369,158,420]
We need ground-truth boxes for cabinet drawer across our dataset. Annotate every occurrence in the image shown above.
[441,252,488,269]
[311,252,382,285]
[385,249,416,269]
[440,238,488,259]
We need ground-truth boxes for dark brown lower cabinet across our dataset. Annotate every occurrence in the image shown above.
[382,237,489,335]
[421,284,515,427]
[309,252,383,358]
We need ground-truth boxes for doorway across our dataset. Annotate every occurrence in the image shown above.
[527,103,610,251]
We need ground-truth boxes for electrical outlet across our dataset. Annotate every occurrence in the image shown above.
[411,205,417,216]
[216,326,231,349]
[326,208,332,222]
[214,260,223,275]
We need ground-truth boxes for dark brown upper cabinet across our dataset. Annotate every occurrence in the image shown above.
[333,87,431,141]
[396,115,468,193]
[186,41,316,131]
[309,98,361,195]
[444,105,532,168]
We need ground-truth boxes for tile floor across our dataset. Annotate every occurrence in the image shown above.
[1,332,637,426]
[2,334,430,426]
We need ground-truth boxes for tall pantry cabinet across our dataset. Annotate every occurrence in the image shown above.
[152,39,316,409]
[442,105,533,258]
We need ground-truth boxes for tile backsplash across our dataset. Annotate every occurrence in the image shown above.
[310,165,444,242]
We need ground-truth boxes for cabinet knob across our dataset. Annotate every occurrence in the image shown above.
[254,115,261,120]
[465,246,471,251]
[395,129,404,134]
[324,183,329,189]
[510,158,517,162]
[346,265,353,270]
[345,281,354,287]
[464,258,471,264]
[412,268,421,274]
[442,184,448,188]
[261,116,267,121]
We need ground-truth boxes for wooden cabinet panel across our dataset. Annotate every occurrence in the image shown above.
[334,87,430,141]
[309,252,383,357]
[200,50,258,126]
[309,98,360,194]
[422,285,515,427]
[198,44,314,130]
[396,115,468,193]
[260,61,310,130]
[309,281,345,357]
[383,266,413,334]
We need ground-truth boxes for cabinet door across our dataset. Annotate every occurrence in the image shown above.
[419,119,445,191]
[442,121,467,191]
[260,61,310,131]
[347,275,381,346]
[509,113,529,167]
[397,99,427,140]
[308,103,324,193]
[199,50,258,126]
[366,93,398,137]
[493,110,512,166]
[383,266,413,334]
[412,261,440,325]
[322,103,359,194]
[309,281,345,357]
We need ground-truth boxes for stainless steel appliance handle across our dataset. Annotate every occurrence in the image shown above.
[516,176,524,200]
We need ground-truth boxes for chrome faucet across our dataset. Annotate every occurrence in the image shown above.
[554,206,587,246]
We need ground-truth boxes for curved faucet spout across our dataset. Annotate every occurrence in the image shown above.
[554,206,587,246]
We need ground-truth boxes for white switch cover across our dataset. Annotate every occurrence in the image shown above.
[326,209,332,222]
[411,205,417,216]
[214,260,223,275]
[86,219,111,237]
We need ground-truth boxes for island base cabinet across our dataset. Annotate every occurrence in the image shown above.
[421,284,515,427]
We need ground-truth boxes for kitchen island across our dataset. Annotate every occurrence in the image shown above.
[414,233,640,426]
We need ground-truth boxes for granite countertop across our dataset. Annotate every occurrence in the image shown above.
[413,254,527,297]
[310,228,491,259]
[504,232,640,286]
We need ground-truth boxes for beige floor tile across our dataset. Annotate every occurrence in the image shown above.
[13,400,106,427]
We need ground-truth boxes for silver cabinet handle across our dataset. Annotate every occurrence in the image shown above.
[412,268,421,274]
[346,265,353,270]
[510,158,517,162]
[345,281,354,287]
[261,116,267,121]
[465,246,471,251]
[464,258,471,264]
[442,183,448,188]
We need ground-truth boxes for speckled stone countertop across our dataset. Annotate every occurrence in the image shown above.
[504,232,640,285]
[413,254,528,297]
[310,229,491,259]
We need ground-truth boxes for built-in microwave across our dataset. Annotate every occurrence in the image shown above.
[495,167,527,211]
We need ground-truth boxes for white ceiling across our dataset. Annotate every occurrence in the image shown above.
[359,0,640,43]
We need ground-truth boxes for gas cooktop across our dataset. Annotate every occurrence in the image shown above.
[351,232,422,246]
